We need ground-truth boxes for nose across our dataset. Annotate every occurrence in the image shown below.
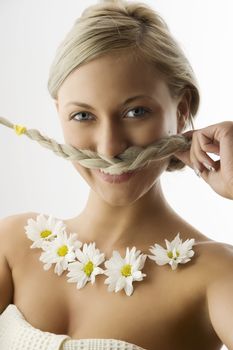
[96,121,129,160]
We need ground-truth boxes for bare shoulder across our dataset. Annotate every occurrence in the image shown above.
[0,212,38,313]
[0,211,38,239]
[172,219,233,288]
[197,239,233,348]
[193,236,233,284]
[0,211,39,262]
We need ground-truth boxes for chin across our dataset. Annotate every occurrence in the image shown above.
[72,160,167,205]
[92,177,157,207]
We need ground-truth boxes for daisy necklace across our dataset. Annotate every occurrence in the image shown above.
[24,213,196,297]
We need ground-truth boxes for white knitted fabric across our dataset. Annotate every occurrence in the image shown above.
[0,304,147,350]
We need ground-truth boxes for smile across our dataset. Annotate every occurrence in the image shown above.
[94,168,138,184]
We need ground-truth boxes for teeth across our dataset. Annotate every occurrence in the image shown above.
[99,166,144,176]
[100,169,127,176]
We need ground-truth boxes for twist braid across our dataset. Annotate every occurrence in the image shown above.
[0,116,191,175]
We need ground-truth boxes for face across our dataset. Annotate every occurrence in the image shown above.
[55,52,188,206]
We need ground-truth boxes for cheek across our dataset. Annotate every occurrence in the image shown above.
[138,121,166,143]
[60,119,93,150]
[164,110,178,134]
[130,115,170,146]
[143,158,169,181]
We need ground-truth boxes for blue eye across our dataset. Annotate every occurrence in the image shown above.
[71,106,150,122]
[126,107,148,118]
[71,111,92,122]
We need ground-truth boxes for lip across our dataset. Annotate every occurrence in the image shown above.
[94,168,139,184]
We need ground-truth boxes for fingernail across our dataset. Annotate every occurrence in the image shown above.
[203,162,215,172]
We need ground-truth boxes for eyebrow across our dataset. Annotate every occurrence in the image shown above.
[64,95,157,110]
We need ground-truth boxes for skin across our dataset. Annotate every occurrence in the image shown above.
[1,51,233,350]
[175,121,233,200]
[55,51,192,252]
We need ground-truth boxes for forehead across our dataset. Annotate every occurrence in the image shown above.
[57,52,171,105]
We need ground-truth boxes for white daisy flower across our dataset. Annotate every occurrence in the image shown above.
[66,242,105,289]
[39,232,82,276]
[147,233,195,270]
[24,213,66,249]
[103,247,147,296]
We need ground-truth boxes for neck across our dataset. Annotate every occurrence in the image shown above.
[69,180,180,250]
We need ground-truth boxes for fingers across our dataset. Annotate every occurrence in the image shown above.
[194,121,233,144]
[174,125,222,172]
[190,131,219,172]
[216,123,233,191]
[175,121,233,182]
[173,121,233,198]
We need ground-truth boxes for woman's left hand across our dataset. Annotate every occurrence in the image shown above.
[174,121,233,200]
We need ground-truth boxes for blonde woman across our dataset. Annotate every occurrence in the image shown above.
[0,1,232,350]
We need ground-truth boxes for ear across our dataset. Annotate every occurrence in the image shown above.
[176,89,192,133]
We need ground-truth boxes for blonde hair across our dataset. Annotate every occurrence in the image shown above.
[0,0,200,174]
[47,0,200,172]
[0,115,191,175]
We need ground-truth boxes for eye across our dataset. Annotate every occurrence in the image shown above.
[70,106,151,122]
[71,111,93,122]
[125,106,150,119]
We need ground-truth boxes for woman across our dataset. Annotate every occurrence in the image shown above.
[0,1,232,349]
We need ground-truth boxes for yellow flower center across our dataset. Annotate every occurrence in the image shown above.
[167,250,180,259]
[83,261,94,277]
[121,264,132,277]
[40,230,52,238]
[57,245,68,256]
[167,251,173,258]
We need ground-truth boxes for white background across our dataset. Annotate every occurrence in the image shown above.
[0,1,232,348]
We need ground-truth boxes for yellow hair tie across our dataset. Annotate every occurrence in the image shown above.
[13,124,27,135]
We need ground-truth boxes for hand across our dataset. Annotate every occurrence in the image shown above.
[174,121,233,200]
